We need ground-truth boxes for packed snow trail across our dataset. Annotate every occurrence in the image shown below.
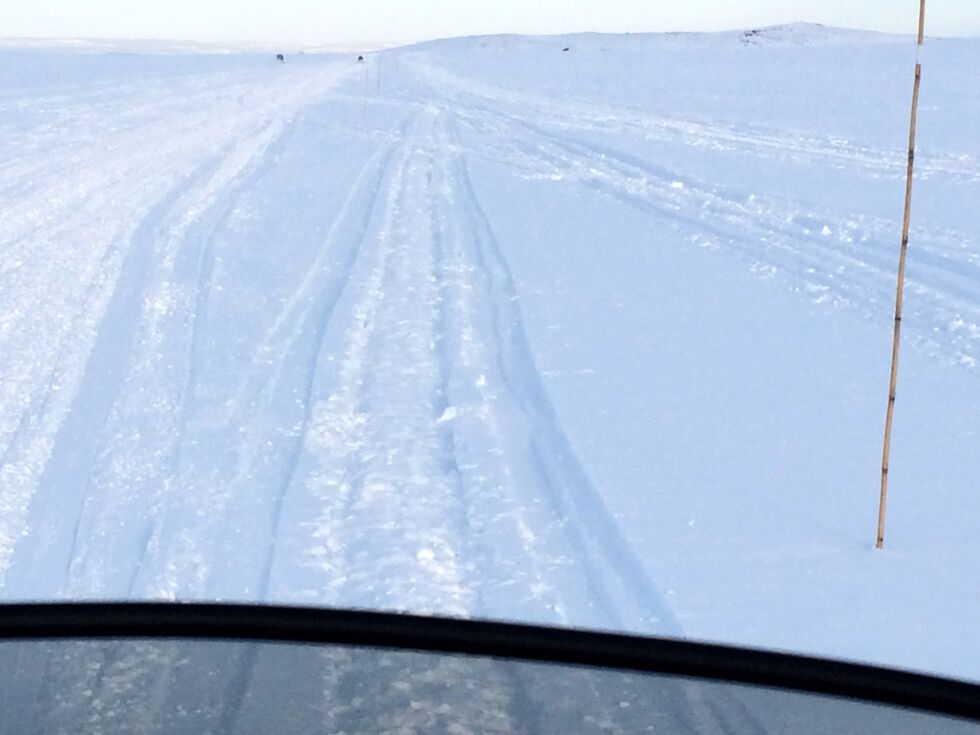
[0,51,678,636]
[265,108,674,631]
[0,56,358,585]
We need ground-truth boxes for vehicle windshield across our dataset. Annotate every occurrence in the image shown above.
[1,0,978,689]
[0,634,977,734]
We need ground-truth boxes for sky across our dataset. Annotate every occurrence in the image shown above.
[5,1,979,45]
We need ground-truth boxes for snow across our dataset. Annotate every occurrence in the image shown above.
[1,25,978,682]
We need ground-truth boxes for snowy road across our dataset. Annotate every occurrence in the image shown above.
[2,28,979,680]
[0,51,679,634]
[1,57,358,585]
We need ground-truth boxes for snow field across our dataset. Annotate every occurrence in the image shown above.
[1,24,978,681]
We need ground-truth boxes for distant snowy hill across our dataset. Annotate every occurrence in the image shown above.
[1,24,978,683]
[414,22,907,52]
[732,21,905,45]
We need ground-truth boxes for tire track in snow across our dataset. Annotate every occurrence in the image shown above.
[420,111,666,630]
[407,55,980,185]
[150,116,413,602]
[428,114,572,625]
[450,102,980,370]
[1,118,298,598]
[0,64,359,595]
[267,108,477,615]
[262,101,679,632]
[0,143,242,596]
[440,114,680,633]
[124,120,304,598]
[0,70,307,255]
[0,133,270,591]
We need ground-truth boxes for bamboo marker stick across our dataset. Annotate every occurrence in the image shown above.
[877,0,926,550]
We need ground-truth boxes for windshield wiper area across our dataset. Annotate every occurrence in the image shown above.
[0,603,977,733]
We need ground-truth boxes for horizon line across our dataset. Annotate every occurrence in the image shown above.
[1,22,976,52]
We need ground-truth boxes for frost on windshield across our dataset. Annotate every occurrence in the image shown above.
[1,639,976,734]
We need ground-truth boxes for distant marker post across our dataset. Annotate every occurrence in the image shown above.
[877,0,926,550]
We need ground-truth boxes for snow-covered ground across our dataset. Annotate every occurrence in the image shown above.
[1,24,978,681]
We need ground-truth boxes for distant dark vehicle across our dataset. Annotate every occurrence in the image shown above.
[1,603,979,733]
[562,47,570,52]
[276,53,285,62]
[357,55,364,62]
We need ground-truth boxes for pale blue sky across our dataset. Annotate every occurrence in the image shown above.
[6,1,978,44]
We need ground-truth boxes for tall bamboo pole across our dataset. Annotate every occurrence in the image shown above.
[877,0,926,550]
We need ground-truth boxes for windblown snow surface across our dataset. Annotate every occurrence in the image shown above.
[1,23,979,682]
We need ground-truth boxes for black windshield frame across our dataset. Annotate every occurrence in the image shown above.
[0,603,977,723]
